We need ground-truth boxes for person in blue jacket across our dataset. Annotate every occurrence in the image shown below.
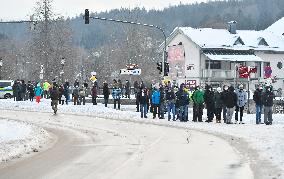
[151,87,160,119]
[34,83,43,103]
[112,85,122,110]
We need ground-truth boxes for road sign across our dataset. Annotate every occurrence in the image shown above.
[120,69,141,75]
[264,66,272,78]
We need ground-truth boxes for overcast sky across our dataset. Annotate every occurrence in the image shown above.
[0,0,208,20]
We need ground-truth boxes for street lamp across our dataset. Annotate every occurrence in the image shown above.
[0,58,3,80]
[60,57,65,83]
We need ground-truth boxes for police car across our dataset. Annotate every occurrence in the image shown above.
[0,80,14,99]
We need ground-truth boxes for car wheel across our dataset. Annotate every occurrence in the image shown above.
[4,94,12,99]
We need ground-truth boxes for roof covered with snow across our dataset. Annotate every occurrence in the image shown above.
[170,18,284,52]
[265,17,284,37]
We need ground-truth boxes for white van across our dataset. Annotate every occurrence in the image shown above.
[0,80,14,99]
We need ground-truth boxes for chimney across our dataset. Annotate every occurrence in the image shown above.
[228,21,237,34]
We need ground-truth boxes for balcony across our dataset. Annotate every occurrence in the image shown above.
[202,69,235,79]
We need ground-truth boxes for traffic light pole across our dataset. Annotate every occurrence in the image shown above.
[85,13,167,77]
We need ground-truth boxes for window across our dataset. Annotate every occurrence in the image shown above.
[0,82,12,88]
[233,37,245,45]
[264,62,270,67]
[206,60,221,69]
[258,38,269,46]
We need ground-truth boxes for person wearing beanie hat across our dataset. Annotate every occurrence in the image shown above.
[235,84,247,124]
[263,85,275,125]
[214,87,223,123]
[253,85,264,124]
[224,86,237,124]
[204,84,215,123]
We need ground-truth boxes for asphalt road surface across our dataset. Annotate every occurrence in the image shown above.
[0,110,253,179]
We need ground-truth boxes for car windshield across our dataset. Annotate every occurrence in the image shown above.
[0,82,11,88]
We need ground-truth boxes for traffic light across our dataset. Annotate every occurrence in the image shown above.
[164,62,169,76]
[157,62,162,74]
[84,9,90,24]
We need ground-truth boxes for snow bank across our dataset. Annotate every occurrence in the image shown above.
[0,119,51,162]
[0,99,283,176]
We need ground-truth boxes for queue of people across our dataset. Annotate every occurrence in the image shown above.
[10,78,276,124]
[133,81,276,125]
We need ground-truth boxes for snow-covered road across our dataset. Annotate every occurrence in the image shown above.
[0,99,283,179]
[0,110,252,179]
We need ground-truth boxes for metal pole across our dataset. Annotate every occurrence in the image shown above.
[0,58,2,80]
[247,66,250,114]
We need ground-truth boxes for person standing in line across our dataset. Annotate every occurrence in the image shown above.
[134,81,140,112]
[151,87,160,119]
[79,85,87,105]
[72,85,79,105]
[204,85,215,123]
[192,86,204,122]
[34,83,43,103]
[43,80,50,99]
[138,86,149,118]
[91,83,98,105]
[224,86,237,124]
[50,86,59,114]
[166,87,176,121]
[58,84,65,105]
[27,81,35,102]
[159,86,165,119]
[63,81,70,105]
[125,80,131,99]
[103,82,110,107]
[20,80,27,101]
[235,84,247,124]
[112,85,122,110]
[263,85,275,125]
[221,85,228,123]
[253,85,264,124]
[15,80,22,101]
[214,87,223,123]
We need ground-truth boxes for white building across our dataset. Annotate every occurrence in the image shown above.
[163,17,284,91]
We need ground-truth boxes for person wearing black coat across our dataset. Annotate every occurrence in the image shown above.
[138,87,149,118]
[103,82,110,107]
[27,81,35,102]
[224,86,237,124]
[50,86,60,114]
[204,85,215,123]
[221,85,228,123]
[253,85,264,124]
[166,87,176,121]
[262,86,275,125]
[159,86,165,119]
[175,84,188,122]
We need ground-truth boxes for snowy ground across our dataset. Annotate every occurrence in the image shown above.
[0,98,283,178]
[0,118,51,162]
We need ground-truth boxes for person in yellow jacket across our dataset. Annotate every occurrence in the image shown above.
[43,80,51,99]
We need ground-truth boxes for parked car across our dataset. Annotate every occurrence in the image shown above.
[0,80,14,99]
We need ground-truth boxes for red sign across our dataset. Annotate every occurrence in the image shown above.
[239,66,258,78]
[264,66,272,78]
[239,66,249,78]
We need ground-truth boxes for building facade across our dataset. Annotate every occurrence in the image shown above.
[164,17,284,92]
